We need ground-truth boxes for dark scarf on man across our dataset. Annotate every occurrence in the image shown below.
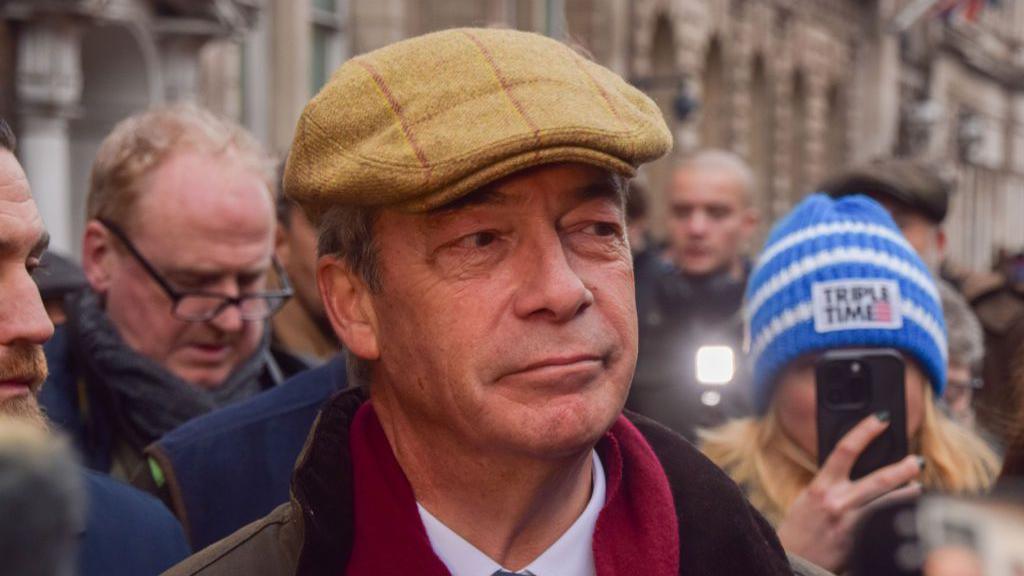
[66,290,268,446]
[344,402,681,576]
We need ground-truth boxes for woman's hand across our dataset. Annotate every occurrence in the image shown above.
[776,413,924,572]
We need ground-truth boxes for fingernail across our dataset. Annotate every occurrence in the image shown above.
[916,456,927,470]
[874,410,891,423]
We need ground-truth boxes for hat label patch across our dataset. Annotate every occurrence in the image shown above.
[812,279,903,333]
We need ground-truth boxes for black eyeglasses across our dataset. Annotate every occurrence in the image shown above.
[98,218,292,323]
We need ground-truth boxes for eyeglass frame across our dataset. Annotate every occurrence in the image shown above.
[97,217,293,323]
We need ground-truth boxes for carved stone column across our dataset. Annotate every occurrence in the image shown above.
[161,36,205,103]
[16,17,82,254]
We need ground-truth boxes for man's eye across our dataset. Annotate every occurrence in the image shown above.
[583,222,621,237]
[456,231,499,249]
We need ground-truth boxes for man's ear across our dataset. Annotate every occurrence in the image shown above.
[936,228,947,257]
[81,220,115,295]
[318,255,380,361]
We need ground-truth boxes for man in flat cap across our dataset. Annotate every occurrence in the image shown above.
[821,157,952,274]
[166,28,797,576]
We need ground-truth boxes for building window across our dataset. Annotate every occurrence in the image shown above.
[699,37,726,149]
[311,0,345,96]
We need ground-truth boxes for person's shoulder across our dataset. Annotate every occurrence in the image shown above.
[626,410,748,499]
[83,470,186,538]
[81,471,189,575]
[158,357,345,449]
[626,411,793,575]
[161,502,300,576]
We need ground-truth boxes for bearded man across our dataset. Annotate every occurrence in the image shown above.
[0,117,189,576]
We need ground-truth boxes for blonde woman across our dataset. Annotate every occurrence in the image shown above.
[701,194,999,573]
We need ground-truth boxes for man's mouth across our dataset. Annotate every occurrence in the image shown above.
[186,343,231,362]
[500,354,607,386]
[0,378,34,399]
[516,354,603,372]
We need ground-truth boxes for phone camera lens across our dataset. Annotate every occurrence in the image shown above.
[851,362,862,374]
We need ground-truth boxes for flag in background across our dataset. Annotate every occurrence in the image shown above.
[933,0,999,22]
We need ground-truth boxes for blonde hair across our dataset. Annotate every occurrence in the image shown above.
[699,386,1000,525]
[87,103,275,227]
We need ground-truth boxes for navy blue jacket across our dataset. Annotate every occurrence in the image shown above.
[81,471,189,575]
[146,357,347,550]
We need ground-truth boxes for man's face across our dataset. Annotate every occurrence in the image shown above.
[666,166,757,277]
[353,163,636,458]
[84,151,275,389]
[871,195,945,271]
[277,208,327,323]
[0,150,53,426]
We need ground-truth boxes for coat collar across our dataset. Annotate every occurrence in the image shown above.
[287,388,682,576]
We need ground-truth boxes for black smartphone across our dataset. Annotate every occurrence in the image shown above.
[815,348,908,480]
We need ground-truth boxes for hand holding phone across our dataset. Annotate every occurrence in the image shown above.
[777,413,925,573]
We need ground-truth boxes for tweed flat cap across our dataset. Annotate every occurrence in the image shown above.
[821,158,953,223]
[284,27,672,218]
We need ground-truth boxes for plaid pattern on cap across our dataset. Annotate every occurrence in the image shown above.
[284,28,672,218]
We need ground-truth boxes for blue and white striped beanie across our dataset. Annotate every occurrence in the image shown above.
[745,193,947,413]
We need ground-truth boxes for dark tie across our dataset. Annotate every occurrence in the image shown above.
[491,571,534,576]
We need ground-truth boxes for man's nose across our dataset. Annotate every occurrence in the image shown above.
[686,211,709,236]
[0,273,55,346]
[204,280,247,333]
[512,234,594,322]
[207,298,246,334]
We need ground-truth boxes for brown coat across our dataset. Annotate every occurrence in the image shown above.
[163,387,817,576]
[963,272,1024,448]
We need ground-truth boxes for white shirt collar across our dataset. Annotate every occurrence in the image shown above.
[417,450,606,576]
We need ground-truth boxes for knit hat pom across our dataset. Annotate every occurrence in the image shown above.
[745,193,947,413]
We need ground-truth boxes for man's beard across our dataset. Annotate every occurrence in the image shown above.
[0,345,49,430]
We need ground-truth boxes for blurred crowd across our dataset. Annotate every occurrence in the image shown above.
[1,25,1023,576]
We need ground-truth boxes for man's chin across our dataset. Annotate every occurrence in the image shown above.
[171,364,233,390]
[0,394,49,431]
[501,398,621,459]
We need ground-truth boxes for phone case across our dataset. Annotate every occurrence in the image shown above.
[815,348,908,480]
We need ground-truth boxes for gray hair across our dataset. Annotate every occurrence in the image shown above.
[0,118,15,153]
[939,281,984,369]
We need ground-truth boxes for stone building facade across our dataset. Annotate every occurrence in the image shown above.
[0,0,260,255]
[3,0,1024,271]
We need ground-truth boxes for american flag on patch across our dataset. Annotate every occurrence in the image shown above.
[873,300,892,323]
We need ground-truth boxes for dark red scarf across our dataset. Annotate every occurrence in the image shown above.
[345,403,680,575]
